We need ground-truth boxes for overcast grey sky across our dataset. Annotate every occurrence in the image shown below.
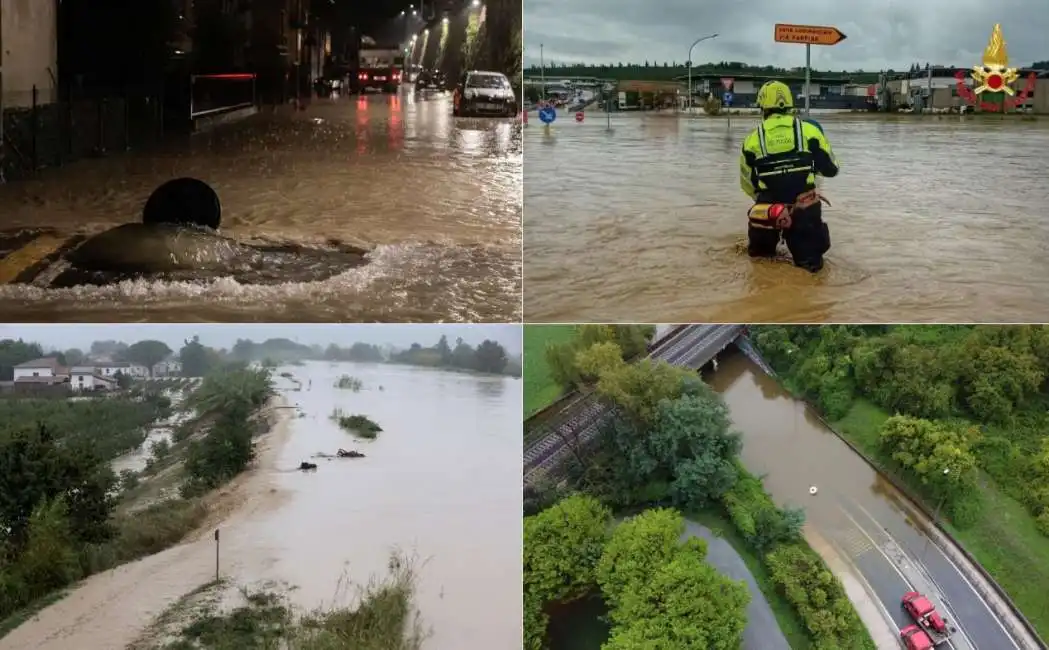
[0,325,522,356]
[524,0,1047,71]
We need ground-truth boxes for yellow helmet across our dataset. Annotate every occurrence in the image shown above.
[756,80,794,110]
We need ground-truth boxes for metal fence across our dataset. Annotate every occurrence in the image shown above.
[190,73,257,119]
[1,85,165,182]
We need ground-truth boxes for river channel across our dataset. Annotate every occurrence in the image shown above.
[0,93,521,322]
[0,360,521,650]
[524,115,1049,323]
[707,352,1024,650]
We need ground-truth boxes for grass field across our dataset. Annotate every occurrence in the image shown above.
[835,399,1049,639]
[523,325,577,417]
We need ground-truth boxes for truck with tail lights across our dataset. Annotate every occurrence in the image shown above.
[356,47,404,93]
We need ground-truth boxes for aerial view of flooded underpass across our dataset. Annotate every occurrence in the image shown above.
[708,352,1031,650]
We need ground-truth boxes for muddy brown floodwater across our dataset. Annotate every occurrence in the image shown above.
[0,361,521,650]
[524,114,1049,323]
[0,92,521,322]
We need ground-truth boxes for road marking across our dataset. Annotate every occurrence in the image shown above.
[825,534,899,634]
[849,500,1005,650]
[839,506,915,588]
[0,233,69,284]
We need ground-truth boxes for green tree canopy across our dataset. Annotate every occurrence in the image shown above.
[118,340,172,373]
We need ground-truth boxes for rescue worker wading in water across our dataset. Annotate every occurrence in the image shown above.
[740,80,839,272]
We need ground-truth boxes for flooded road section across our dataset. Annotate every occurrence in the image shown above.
[0,92,521,322]
[524,115,1049,323]
[708,354,1023,650]
[0,361,521,650]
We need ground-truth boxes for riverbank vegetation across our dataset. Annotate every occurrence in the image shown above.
[522,325,654,417]
[134,553,424,650]
[524,332,874,650]
[0,366,275,637]
[752,324,1049,636]
[330,409,382,439]
[388,336,518,376]
[334,375,363,391]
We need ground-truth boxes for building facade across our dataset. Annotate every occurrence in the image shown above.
[70,366,119,391]
[12,357,66,381]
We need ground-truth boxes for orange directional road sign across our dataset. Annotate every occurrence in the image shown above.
[774,23,847,46]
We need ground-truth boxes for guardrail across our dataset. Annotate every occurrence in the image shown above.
[737,337,1047,650]
[190,73,256,120]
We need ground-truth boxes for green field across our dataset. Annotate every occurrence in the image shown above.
[835,399,1049,638]
[523,325,577,417]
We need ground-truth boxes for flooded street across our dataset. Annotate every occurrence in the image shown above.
[708,353,1024,650]
[0,92,521,322]
[524,115,1049,322]
[1,361,521,650]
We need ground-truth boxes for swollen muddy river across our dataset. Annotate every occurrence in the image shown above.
[0,361,521,650]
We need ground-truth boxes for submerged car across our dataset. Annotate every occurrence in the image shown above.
[452,70,516,117]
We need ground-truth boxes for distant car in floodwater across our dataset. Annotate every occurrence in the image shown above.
[415,69,447,91]
[452,70,517,118]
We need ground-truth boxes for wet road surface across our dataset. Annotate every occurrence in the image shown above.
[709,354,1025,650]
[0,92,521,322]
[1,361,521,649]
[683,522,790,650]
[524,114,1049,323]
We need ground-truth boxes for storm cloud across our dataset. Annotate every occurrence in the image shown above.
[523,0,1047,71]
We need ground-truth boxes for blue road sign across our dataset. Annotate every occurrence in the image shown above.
[538,105,557,124]
[723,92,733,106]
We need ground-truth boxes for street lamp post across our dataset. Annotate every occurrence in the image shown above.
[687,33,719,113]
[540,44,546,102]
[922,467,951,562]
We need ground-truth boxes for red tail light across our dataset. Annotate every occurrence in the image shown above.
[359,73,368,80]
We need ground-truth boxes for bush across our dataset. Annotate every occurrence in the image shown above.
[722,465,804,552]
[766,544,863,647]
[330,410,382,439]
[607,539,749,649]
[595,508,685,612]
[523,495,611,649]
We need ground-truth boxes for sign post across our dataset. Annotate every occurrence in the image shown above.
[773,24,847,117]
[214,529,220,582]
[721,79,734,129]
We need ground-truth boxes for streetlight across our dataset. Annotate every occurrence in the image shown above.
[471,0,480,6]
[922,467,951,562]
[400,10,405,15]
[686,33,719,113]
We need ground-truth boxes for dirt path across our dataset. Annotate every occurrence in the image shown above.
[0,395,294,650]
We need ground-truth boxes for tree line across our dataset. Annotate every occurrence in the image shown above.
[0,365,273,621]
[525,330,873,649]
[388,336,516,376]
[752,325,1049,536]
[525,61,880,83]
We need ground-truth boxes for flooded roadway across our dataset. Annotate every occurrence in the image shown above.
[0,360,521,650]
[708,353,1026,650]
[0,91,521,322]
[524,114,1049,323]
